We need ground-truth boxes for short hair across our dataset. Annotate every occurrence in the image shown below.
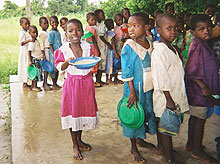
[122,8,130,13]
[131,12,149,25]
[19,17,29,25]
[60,17,68,24]
[114,13,123,22]
[165,2,174,11]
[190,14,212,30]
[86,12,96,21]
[66,19,83,32]
[94,9,104,17]
[205,3,216,11]
[104,19,114,30]
[39,16,48,25]
[49,16,59,24]
[154,9,163,18]
[29,25,37,32]
[156,13,177,28]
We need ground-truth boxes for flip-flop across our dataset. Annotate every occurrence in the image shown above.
[191,153,210,163]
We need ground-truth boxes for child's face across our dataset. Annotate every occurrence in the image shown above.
[21,19,30,31]
[66,22,83,44]
[191,21,212,41]
[128,16,148,40]
[29,28,38,39]
[166,6,175,15]
[88,16,97,26]
[205,7,215,18]
[122,9,130,20]
[50,18,58,30]
[60,20,67,30]
[40,19,49,31]
[115,16,123,26]
[97,12,105,22]
[157,18,178,43]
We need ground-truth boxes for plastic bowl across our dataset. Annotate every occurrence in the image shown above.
[40,60,54,73]
[27,65,37,80]
[81,30,93,39]
[69,57,101,69]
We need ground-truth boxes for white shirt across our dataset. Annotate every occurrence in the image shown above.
[39,31,49,50]
[151,42,189,117]
[19,29,31,50]
[56,41,91,76]
[28,40,43,59]
[61,29,68,45]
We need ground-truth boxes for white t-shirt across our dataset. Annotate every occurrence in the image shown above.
[39,30,49,50]
[28,40,43,59]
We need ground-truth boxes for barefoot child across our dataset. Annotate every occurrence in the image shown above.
[39,17,52,91]
[18,17,32,90]
[54,19,98,160]
[121,12,156,163]
[60,17,68,45]
[28,25,43,91]
[48,16,62,89]
[151,14,189,163]
[185,14,219,163]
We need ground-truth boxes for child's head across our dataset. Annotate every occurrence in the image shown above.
[66,19,83,44]
[190,14,213,41]
[149,18,155,30]
[39,17,49,31]
[49,16,59,30]
[177,19,184,33]
[128,12,149,40]
[165,2,175,15]
[29,25,38,39]
[204,4,216,18]
[122,8,131,23]
[94,9,105,23]
[154,9,163,20]
[86,12,97,26]
[19,17,30,31]
[214,14,220,25]
[183,12,192,28]
[105,19,114,30]
[114,13,123,26]
[156,14,177,43]
[60,17,68,30]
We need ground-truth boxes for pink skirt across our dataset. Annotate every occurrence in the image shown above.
[61,73,98,131]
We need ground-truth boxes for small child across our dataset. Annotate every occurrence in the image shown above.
[18,17,32,90]
[152,9,163,41]
[151,14,189,163]
[54,19,98,160]
[39,17,52,91]
[85,12,101,87]
[28,25,43,91]
[146,18,155,42]
[121,12,156,163]
[104,18,117,84]
[185,14,219,163]
[165,2,175,15]
[122,8,131,24]
[60,17,68,45]
[48,16,62,90]
[94,9,112,85]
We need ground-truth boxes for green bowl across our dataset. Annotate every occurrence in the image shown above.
[81,30,93,39]
[117,97,145,129]
[27,65,37,80]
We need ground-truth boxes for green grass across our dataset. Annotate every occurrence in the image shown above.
[0,14,86,84]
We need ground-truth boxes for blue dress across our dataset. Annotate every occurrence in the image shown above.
[121,43,156,139]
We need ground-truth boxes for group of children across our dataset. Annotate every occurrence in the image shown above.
[17,3,220,164]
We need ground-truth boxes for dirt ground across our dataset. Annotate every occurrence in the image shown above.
[1,79,220,164]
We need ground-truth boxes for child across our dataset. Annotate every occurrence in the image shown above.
[28,25,43,91]
[121,12,156,163]
[39,16,52,91]
[94,9,112,85]
[48,16,62,90]
[146,18,155,42]
[151,14,189,164]
[185,14,219,163]
[104,19,117,84]
[85,12,101,87]
[152,9,163,41]
[54,19,98,160]
[60,17,68,45]
[122,8,131,23]
[18,17,32,90]
[165,2,175,15]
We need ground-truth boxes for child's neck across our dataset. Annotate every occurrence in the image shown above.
[42,29,47,32]
[135,36,150,49]
[160,38,176,54]
[51,28,57,31]
[22,28,28,31]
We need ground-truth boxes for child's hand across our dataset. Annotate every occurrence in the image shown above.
[30,38,35,42]
[127,92,137,109]
[29,60,32,66]
[43,55,46,61]
[67,57,75,65]
[166,98,175,111]
[202,87,212,97]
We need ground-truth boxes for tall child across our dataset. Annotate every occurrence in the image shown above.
[48,16,62,90]
[60,17,68,45]
[151,14,189,164]
[94,9,112,85]
[18,17,32,90]
[185,14,219,163]
[28,26,43,91]
[121,12,156,163]
[39,17,52,91]
[54,19,98,160]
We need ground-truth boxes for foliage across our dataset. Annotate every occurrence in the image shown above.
[31,0,45,16]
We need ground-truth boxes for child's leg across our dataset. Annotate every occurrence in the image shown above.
[136,138,155,149]
[106,74,109,84]
[52,71,61,90]
[130,138,146,163]
[76,130,92,151]
[69,129,83,160]
[31,80,42,92]
[43,72,51,90]
[185,115,195,151]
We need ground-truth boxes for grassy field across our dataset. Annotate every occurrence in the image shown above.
[0,14,86,84]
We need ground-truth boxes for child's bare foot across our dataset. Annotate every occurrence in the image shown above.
[130,149,146,163]
[192,150,218,163]
[52,84,61,90]
[73,146,83,160]
[184,144,206,152]
[155,147,178,155]
[31,87,42,92]
[43,84,52,91]
[136,138,156,149]
[78,140,92,151]
[23,83,31,91]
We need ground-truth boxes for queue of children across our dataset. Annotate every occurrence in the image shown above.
[17,3,220,163]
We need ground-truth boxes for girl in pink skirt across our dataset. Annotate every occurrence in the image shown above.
[54,19,98,160]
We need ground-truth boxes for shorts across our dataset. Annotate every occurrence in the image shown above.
[186,105,208,119]
[98,45,107,71]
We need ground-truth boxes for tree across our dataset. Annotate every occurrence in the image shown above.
[31,0,45,16]
[0,0,19,18]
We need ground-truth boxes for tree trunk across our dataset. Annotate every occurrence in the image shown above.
[26,0,31,21]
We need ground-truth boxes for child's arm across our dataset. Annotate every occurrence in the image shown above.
[111,37,119,58]
[127,81,137,109]
[21,38,34,46]
[163,91,175,111]
[61,57,75,71]
[193,79,212,96]
[49,44,54,55]
[100,36,113,50]
[28,51,32,66]
[91,36,101,57]
[41,50,46,61]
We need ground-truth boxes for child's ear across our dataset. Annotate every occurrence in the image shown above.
[157,27,161,35]
[190,29,195,36]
